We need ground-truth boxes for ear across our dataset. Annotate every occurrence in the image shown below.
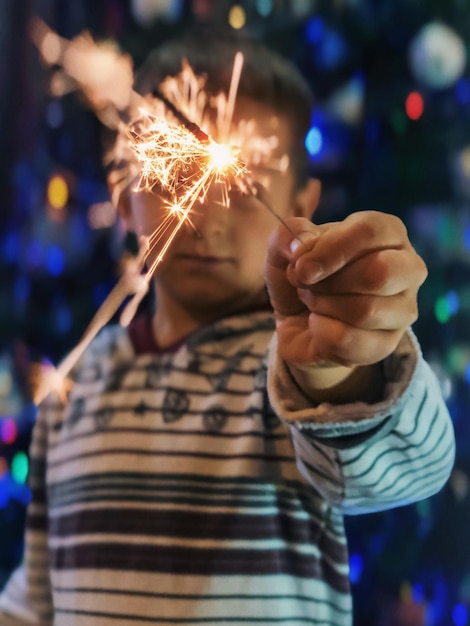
[107,169,135,231]
[293,178,322,220]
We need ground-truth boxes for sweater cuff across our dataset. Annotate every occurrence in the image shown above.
[267,329,420,438]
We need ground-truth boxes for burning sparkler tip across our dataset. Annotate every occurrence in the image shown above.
[185,122,210,143]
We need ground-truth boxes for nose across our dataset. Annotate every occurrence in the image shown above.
[188,183,230,237]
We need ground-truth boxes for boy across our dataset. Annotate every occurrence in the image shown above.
[0,27,455,626]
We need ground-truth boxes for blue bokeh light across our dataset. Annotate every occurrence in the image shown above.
[0,473,31,509]
[465,361,470,385]
[349,553,363,585]
[456,78,470,105]
[46,246,65,276]
[305,16,324,45]
[317,29,348,70]
[464,225,470,251]
[453,603,468,626]
[305,126,324,156]
[446,290,460,316]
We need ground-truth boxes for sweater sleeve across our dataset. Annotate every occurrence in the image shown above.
[267,329,456,514]
[0,402,54,624]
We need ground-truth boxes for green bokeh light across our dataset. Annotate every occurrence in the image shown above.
[11,452,29,484]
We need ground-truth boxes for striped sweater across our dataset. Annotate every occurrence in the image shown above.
[0,310,455,625]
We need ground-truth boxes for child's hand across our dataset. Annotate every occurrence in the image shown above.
[265,211,427,371]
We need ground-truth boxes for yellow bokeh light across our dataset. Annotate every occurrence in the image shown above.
[229,5,246,29]
[47,174,69,210]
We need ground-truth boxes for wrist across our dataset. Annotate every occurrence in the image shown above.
[287,360,386,405]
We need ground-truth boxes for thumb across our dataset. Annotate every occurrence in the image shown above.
[264,218,320,317]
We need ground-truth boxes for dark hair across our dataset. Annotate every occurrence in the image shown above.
[134,26,313,187]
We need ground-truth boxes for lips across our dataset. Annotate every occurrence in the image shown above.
[174,253,234,265]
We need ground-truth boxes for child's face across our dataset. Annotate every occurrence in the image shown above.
[125,100,313,317]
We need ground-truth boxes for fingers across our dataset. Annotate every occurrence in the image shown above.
[304,314,405,367]
[265,217,321,318]
[265,211,427,367]
[292,248,427,296]
[266,217,320,271]
[289,211,427,289]
[265,263,306,318]
[296,290,418,330]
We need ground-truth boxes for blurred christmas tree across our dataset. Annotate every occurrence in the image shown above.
[1,0,470,623]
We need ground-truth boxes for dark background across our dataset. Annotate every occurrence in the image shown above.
[1,1,470,624]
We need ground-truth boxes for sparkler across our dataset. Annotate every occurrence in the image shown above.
[30,20,297,405]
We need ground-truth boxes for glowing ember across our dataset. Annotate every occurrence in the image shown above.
[208,142,237,170]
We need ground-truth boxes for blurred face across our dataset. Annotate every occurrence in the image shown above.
[125,100,310,320]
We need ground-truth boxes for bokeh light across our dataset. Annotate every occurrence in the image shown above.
[228,5,246,29]
[256,0,272,17]
[349,553,363,585]
[453,603,468,626]
[406,91,425,120]
[47,174,69,210]
[305,126,324,156]
[11,452,29,484]
[1,418,17,445]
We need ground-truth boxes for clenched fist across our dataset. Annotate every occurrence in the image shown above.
[265,211,427,398]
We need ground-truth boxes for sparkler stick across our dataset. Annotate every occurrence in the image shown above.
[32,237,150,405]
[252,183,305,243]
[152,88,210,143]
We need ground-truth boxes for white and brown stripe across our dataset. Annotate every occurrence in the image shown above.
[0,311,454,625]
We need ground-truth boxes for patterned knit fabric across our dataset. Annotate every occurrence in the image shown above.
[0,310,455,625]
